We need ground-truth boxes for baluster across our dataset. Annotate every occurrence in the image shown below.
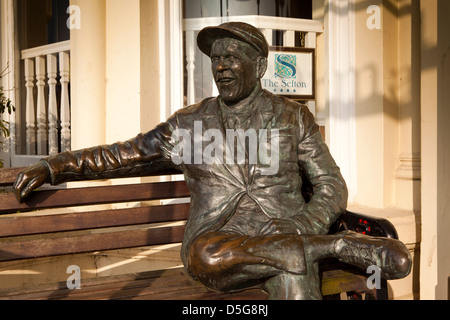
[261,28,273,47]
[24,58,36,155]
[47,54,58,155]
[185,30,196,105]
[35,56,47,155]
[283,30,295,47]
[59,51,71,152]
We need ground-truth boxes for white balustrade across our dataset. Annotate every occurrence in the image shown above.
[283,29,295,47]
[24,58,36,155]
[59,51,71,153]
[21,41,71,156]
[47,54,58,156]
[183,15,323,111]
[35,56,47,155]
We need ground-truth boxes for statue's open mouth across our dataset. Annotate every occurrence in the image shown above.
[217,77,235,84]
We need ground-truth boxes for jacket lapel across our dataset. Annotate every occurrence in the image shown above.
[248,91,275,183]
[201,99,245,187]
[199,93,277,186]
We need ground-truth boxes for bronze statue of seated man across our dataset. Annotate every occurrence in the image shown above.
[13,22,411,300]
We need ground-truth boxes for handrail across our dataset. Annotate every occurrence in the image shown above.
[183,15,324,33]
[21,40,70,60]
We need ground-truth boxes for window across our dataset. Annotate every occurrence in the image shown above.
[182,0,314,105]
[184,0,312,19]
[17,0,70,50]
[184,0,312,46]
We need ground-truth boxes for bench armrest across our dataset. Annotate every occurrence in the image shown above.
[326,210,398,300]
[329,210,399,240]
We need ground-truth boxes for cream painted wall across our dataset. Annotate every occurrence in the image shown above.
[70,0,161,148]
[353,0,386,208]
[419,0,439,300]
[353,0,421,212]
[105,0,141,144]
[381,1,399,208]
[139,0,163,133]
[350,0,450,300]
[347,0,421,299]
[70,0,106,150]
[395,0,421,213]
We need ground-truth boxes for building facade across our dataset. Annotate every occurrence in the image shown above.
[1,0,449,299]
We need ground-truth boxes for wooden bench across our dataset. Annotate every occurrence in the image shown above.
[0,167,395,300]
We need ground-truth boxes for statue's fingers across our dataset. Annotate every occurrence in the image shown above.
[13,172,27,202]
[18,176,45,202]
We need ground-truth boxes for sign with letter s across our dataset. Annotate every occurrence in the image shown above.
[262,47,315,100]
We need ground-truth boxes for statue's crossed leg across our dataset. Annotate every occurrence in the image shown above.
[188,230,411,299]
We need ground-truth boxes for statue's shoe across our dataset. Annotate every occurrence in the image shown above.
[334,230,412,280]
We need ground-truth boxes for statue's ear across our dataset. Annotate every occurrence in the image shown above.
[256,57,268,79]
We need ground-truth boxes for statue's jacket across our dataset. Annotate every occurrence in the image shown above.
[40,90,348,269]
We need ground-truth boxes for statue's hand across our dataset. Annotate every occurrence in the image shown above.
[13,161,50,203]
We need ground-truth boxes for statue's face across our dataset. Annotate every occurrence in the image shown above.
[211,38,262,105]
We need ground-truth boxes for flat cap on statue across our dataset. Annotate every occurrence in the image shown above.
[197,21,269,58]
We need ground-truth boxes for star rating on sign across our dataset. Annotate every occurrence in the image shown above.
[272,88,297,94]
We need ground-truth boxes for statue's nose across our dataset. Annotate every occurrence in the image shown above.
[216,60,228,72]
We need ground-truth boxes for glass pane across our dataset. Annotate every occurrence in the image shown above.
[17,0,70,50]
[184,0,312,19]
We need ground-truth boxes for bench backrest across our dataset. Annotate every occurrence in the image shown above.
[0,167,392,300]
[0,168,190,263]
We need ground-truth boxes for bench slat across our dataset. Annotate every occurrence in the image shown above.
[0,180,190,214]
[0,167,24,187]
[0,203,190,237]
[0,225,186,262]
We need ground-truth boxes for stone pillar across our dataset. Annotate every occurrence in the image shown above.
[419,0,450,300]
[394,0,421,213]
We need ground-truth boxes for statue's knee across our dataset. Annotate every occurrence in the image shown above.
[188,233,223,276]
[188,233,233,290]
[392,240,412,278]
